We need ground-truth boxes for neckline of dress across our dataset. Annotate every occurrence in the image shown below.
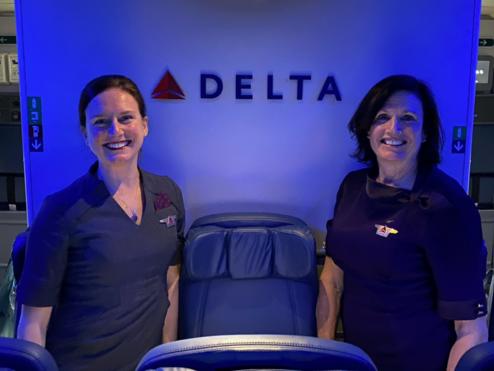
[365,168,430,203]
[87,162,147,225]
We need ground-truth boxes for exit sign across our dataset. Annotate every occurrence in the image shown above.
[479,38,494,47]
[0,36,16,44]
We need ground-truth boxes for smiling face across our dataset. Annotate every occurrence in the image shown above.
[83,88,148,168]
[368,91,424,170]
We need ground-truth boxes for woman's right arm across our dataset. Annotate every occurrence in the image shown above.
[316,256,344,339]
[17,305,53,347]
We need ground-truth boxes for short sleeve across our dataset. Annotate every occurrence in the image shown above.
[424,199,487,320]
[17,196,70,307]
[170,179,185,265]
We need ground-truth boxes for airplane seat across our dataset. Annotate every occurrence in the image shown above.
[0,337,59,371]
[136,334,377,371]
[488,268,494,341]
[484,237,494,342]
[179,212,318,338]
[456,341,494,371]
[11,229,28,283]
[9,230,28,337]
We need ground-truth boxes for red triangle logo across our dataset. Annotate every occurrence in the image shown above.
[152,70,186,100]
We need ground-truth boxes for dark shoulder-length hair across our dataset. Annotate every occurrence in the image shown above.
[78,74,146,128]
[348,74,444,170]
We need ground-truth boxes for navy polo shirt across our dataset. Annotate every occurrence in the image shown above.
[17,164,185,371]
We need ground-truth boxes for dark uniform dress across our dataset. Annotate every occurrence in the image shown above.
[326,167,487,371]
[17,163,185,371]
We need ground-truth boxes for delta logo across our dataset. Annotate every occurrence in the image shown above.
[152,71,186,100]
[152,69,342,101]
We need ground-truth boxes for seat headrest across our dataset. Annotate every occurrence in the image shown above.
[184,225,315,281]
[190,212,308,229]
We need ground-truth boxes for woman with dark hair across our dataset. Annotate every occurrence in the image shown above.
[316,75,487,371]
[16,75,184,370]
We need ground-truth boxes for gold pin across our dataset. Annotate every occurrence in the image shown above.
[375,224,399,238]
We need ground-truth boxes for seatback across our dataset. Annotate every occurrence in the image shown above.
[456,341,494,371]
[0,337,59,371]
[136,334,377,371]
[486,256,494,341]
[10,230,28,337]
[11,230,28,283]
[179,213,318,339]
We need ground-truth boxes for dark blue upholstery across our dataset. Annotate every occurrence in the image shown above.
[0,337,58,371]
[11,230,28,283]
[11,230,28,337]
[490,310,494,342]
[179,213,318,338]
[456,341,494,371]
[136,334,377,371]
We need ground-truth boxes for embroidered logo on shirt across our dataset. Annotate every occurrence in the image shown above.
[375,224,399,238]
[160,215,177,228]
[154,192,172,211]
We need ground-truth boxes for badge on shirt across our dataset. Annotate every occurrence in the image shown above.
[375,224,398,238]
[160,215,177,228]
